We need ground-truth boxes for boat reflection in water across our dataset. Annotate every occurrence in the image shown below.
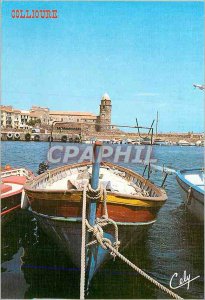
[23,142,167,292]
[1,213,37,299]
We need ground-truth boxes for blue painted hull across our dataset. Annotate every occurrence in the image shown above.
[32,211,153,286]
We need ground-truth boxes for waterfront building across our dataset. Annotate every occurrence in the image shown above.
[0,106,39,129]
[0,106,13,128]
[0,93,112,132]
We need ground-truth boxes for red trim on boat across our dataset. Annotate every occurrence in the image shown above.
[30,200,158,223]
[2,176,27,185]
[1,187,23,199]
[0,184,12,194]
[1,203,21,216]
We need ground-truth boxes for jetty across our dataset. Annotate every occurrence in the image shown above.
[0,129,203,146]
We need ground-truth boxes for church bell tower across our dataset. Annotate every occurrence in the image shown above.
[98,93,112,131]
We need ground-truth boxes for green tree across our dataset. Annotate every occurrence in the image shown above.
[26,119,41,126]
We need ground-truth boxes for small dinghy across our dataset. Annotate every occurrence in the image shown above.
[176,168,204,222]
[1,167,33,224]
[23,142,167,291]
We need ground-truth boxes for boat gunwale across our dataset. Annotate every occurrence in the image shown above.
[176,176,204,205]
[1,167,33,199]
[24,161,167,203]
[176,168,204,195]
[1,167,33,178]
[1,186,23,199]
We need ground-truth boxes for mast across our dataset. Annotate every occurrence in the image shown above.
[156,111,158,137]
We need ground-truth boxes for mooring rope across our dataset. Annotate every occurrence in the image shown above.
[80,183,104,299]
[80,183,88,300]
[86,220,183,300]
[102,187,108,217]
[80,184,183,300]
[80,183,119,298]
[104,242,183,300]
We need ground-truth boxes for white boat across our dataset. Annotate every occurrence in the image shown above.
[176,169,204,222]
[153,138,168,146]
[195,140,204,147]
[177,140,190,146]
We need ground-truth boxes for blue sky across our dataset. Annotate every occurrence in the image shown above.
[2,1,204,132]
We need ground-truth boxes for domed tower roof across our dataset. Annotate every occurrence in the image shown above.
[102,93,111,101]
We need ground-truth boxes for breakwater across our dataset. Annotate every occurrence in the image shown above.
[0,130,203,145]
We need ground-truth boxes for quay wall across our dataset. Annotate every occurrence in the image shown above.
[0,130,203,143]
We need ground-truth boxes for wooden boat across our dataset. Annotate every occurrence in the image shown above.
[23,146,167,286]
[176,168,204,222]
[1,167,33,225]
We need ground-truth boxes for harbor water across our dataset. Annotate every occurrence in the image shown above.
[1,141,204,299]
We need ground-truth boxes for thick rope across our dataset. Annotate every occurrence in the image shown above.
[102,188,108,217]
[80,183,102,299]
[85,186,182,299]
[81,184,182,300]
[85,220,183,300]
[104,242,183,300]
[86,184,103,200]
[80,184,88,300]
[85,187,120,257]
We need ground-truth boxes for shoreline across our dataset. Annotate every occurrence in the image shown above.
[1,130,204,144]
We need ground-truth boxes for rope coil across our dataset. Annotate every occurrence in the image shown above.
[86,184,103,200]
[80,183,183,300]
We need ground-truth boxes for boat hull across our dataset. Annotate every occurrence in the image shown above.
[31,210,153,272]
[24,161,167,285]
[27,186,160,271]
[26,191,163,280]
[176,171,204,222]
[1,193,22,225]
[26,189,164,223]
[1,168,33,225]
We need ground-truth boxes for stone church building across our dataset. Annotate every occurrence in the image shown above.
[1,93,113,134]
[31,93,112,133]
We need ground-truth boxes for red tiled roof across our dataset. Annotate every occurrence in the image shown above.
[30,112,39,118]
[81,116,97,119]
[0,105,13,112]
[20,112,30,116]
[50,111,96,116]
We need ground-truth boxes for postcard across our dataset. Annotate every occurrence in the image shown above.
[1,1,204,299]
